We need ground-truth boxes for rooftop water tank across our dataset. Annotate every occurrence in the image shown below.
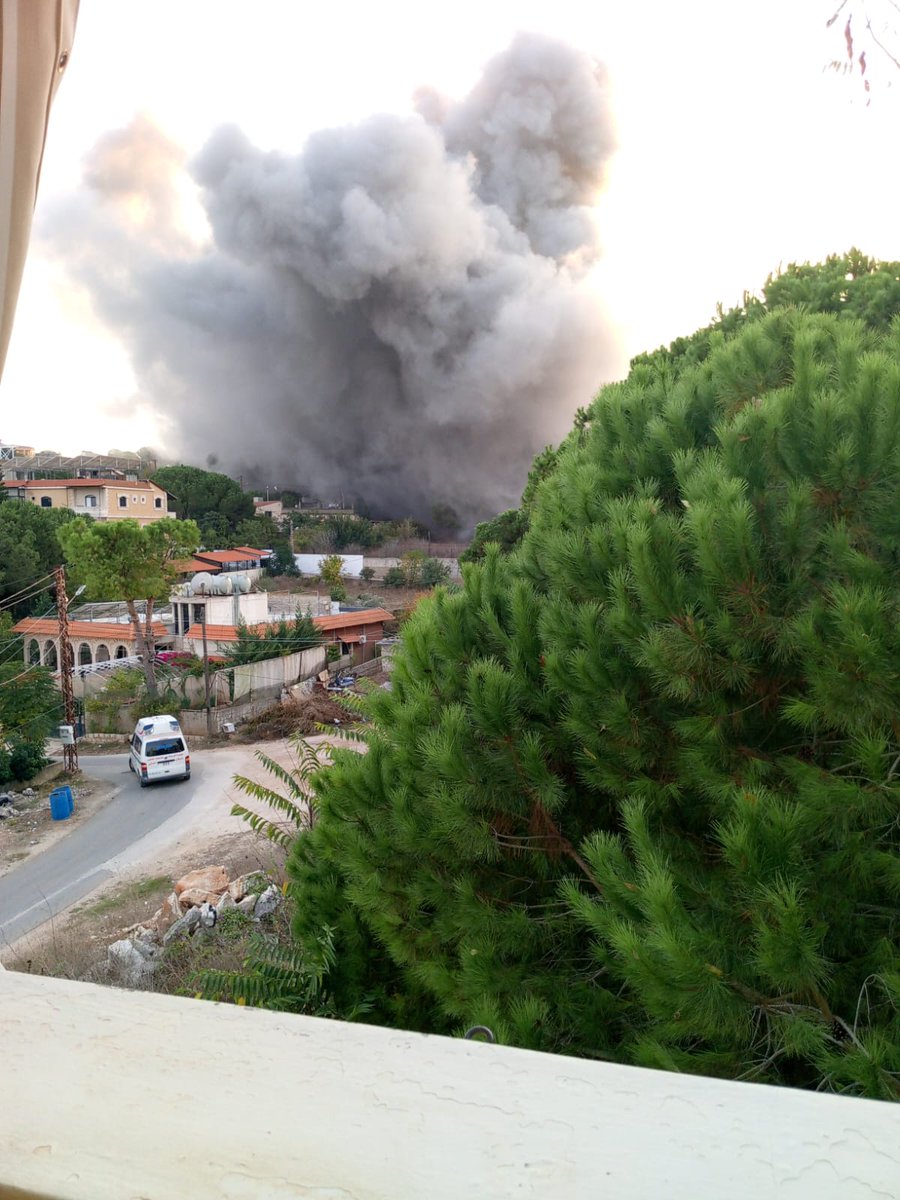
[190,572,217,595]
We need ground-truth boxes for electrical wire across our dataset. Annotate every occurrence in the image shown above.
[0,574,56,613]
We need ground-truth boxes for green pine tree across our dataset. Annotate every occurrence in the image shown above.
[285,301,900,1097]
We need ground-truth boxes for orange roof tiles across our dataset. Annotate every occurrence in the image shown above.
[171,557,221,574]
[184,623,270,643]
[312,608,393,632]
[13,617,170,641]
[194,549,264,564]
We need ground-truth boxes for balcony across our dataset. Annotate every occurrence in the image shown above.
[1,970,896,1199]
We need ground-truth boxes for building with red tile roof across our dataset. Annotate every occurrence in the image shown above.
[2,478,171,525]
[12,616,172,671]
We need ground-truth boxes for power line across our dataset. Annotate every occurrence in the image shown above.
[0,573,56,612]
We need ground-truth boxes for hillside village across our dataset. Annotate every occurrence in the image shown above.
[1,450,459,741]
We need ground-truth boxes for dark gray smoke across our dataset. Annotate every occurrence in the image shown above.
[44,33,620,524]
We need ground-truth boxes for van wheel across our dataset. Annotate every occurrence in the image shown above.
[139,778,148,788]
[128,759,134,773]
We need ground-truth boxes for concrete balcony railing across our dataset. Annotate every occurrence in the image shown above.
[0,970,897,1199]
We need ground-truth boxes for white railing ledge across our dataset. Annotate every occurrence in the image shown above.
[1,972,897,1200]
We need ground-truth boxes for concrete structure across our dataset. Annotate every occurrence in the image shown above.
[1,970,897,1199]
[12,617,172,670]
[2,477,171,524]
[171,587,270,638]
[0,444,156,481]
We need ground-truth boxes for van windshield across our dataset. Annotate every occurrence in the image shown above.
[145,737,185,758]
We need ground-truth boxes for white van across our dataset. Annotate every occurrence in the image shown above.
[128,714,191,788]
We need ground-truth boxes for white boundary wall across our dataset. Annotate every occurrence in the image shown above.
[294,552,364,578]
[2,972,897,1200]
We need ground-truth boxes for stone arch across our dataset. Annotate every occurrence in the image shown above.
[78,643,92,665]
[115,644,128,659]
[44,640,58,669]
[27,639,40,665]
[96,644,110,663]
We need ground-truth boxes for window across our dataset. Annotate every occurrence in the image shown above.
[140,495,146,504]
[40,496,52,507]
[154,497,162,509]
[119,496,127,508]
[115,645,128,659]
[78,643,92,665]
[131,495,137,504]
[146,737,185,758]
[84,496,97,508]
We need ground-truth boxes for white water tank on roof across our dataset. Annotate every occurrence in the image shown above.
[190,572,217,595]
[232,574,251,594]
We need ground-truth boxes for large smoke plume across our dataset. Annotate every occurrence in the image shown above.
[47,33,620,524]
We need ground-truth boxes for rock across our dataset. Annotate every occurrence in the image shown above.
[22,788,34,796]
[216,891,236,914]
[227,873,256,902]
[132,938,157,960]
[174,865,229,905]
[254,884,281,920]
[151,891,183,933]
[236,894,258,915]
[0,793,13,806]
[162,906,201,946]
[107,939,154,986]
[199,902,218,928]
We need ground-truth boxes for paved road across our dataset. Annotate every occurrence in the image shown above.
[0,754,200,946]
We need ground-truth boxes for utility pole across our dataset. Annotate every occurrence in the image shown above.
[200,590,213,738]
[54,565,78,775]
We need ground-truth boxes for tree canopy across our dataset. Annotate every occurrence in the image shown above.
[0,500,75,615]
[150,464,253,540]
[59,517,200,696]
[285,295,900,1098]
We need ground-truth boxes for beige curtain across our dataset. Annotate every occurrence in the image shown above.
[0,0,79,378]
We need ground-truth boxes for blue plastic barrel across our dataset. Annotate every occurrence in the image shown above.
[49,786,73,821]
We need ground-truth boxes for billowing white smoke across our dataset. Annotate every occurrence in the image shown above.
[45,33,620,524]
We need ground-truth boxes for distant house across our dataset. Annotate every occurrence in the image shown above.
[253,498,285,523]
[13,617,173,671]
[1,478,172,525]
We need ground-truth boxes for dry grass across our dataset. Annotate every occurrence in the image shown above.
[3,834,290,994]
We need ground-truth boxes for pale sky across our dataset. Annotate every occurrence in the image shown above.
[2,0,898,458]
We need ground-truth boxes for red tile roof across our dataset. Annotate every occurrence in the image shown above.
[231,546,270,557]
[184,623,270,643]
[2,478,163,490]
[183,609,392,644]
[194,549,264,565]
[171,557,221,574]
[13,617,170,641]
[312,608,393,632]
